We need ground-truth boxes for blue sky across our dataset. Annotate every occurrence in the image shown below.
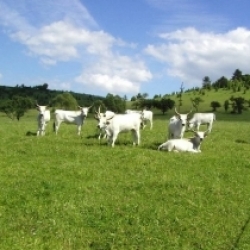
[0,0,250,99]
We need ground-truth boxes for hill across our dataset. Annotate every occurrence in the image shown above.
[0,84,104,106]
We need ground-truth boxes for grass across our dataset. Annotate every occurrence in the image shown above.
[1,108,250,249]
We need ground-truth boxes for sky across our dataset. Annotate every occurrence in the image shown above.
[0,0,250,99]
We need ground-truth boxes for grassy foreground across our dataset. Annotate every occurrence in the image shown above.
[1,110,250,250]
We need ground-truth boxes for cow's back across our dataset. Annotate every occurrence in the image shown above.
[110,114,141,132]
[193,113,214,123]
[55,110,81,123]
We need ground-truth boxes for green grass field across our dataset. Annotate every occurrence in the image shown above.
[1,102,250,249]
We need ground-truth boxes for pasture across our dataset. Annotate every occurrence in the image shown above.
[1,109,250,250]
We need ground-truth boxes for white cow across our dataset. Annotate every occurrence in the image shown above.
[53,105,92,135]
[158,130,208,153]
[95,112,143,147]
[168,108,192,139]
[125,109,141,114]
[142,110,153,129]
[125,109,153,129]
[36,104,50,136]
[188,113,216,133]
[95,107,115,140]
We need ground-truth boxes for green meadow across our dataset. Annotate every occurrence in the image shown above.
[1,89,250,249]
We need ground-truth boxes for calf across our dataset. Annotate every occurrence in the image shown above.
[36,104,50,136]
[158,130,208,153]
[54,105,92,135]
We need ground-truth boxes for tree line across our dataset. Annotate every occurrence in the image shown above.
[1,68,250,120]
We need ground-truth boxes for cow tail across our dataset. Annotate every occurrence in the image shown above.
[53,121,56,132]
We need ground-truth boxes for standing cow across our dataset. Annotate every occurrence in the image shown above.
[95,106,115,140]
[125,109,153,129]
[168,108,192,139]
[142,110,153,129]
[36,104,50,136]
[187,113,216,133]
[95,111,143,147]
[53,105,92,135]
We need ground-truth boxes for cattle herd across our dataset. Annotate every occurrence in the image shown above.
[36,104,215,153]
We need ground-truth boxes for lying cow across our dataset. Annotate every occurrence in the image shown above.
[188,113,216,133]
[53,105,92,135]
[95,111,143,147]
[36,103,50,136]
[158,130,208,153]
[168,108,192,139]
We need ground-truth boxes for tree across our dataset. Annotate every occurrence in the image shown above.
[202,76,212,90]
[154,98,175,114]
[212,76,228,89]
[0,96,33,120]
[139,99,154,109]
[51,92,78,110]
[224,100,230,112]
[191,97,203,112]
[210,101,221,111]
[177,83,184,110]
[230,97,245,114]
[103,93,126,113]
[232,69,243,81]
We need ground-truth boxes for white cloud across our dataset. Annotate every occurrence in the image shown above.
[75,54,152,95]
[0,0,153,95]
[145,27,250,87]
[10,21,117,63]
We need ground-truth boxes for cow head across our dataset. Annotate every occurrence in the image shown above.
[79,105,92,118]
[36,103,47,115]
[175,108,192,127]
[192,130,208,141]
[95,107,115,129]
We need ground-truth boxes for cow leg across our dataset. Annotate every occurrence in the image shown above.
[150,120,153,130]
[53,120,61,135]
[196,123,201,131]
[207,123,212,133]
[136,130,140,145]
[111,133,118,147]
[77,125,81,136]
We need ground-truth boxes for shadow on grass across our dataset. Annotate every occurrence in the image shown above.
[141,142,161,150]
[86,134,99,139]
[26,131,37,136]
[235,139,249,144]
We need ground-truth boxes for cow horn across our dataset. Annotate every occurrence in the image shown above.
[88,104,94,109]
[174,107,180,116]
[106,114,115,120]
[98,105,101,114]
